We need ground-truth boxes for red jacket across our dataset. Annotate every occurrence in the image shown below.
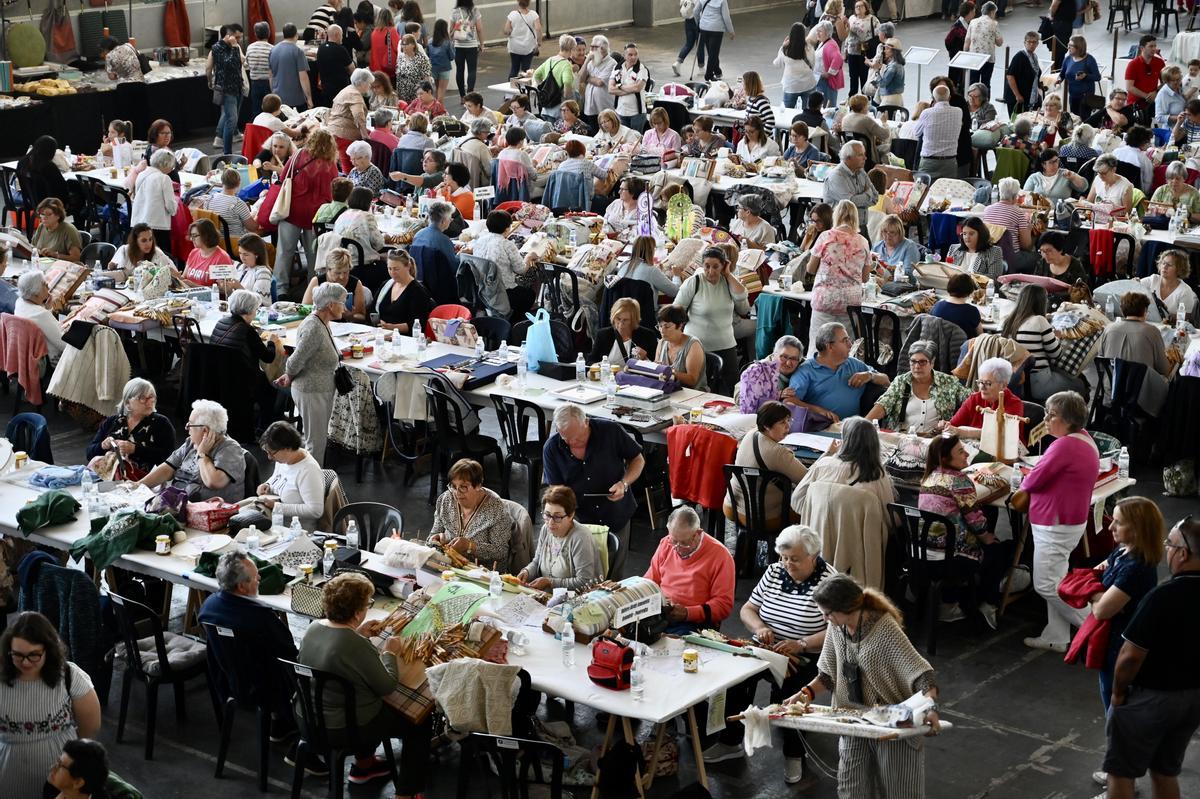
[667,424,737,511]
[1059,568,1110,670]
[286,152,338,229]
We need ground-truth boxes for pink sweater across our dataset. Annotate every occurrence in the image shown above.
[1020,433,1100,526]
[644,533,735,625]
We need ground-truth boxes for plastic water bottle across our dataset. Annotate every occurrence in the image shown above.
[244,527,261,552]
[474,336,486,358]
[606,378,618,409]
[290,516,303,543]
[344,519,360,551]
[575,353,586,384]
[516,347,528,388]
[375,329,385,355]
[1106,294,1118,320]
[272,504,285,535]
[414,319,427,353]
[81,470,96,515]
[489,570,504,600]
[568,227,578,254]
[755,540,769,570]
[560,618,576,667]
[991,298,1001,324]
[600,355,611,386]
[500,339,511,360]
[1118,447,1130,479]
[322,543,336,576]
[91,260,102,291]
[630,655,646,701]
[985,280,995,304]
[1177,304,1188,334]
[1009,466,1022,494]
[30,247,39,264]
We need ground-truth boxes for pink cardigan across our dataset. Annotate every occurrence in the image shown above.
[0,314,49,406]
[1021,433,1100,526]
[820,40,845,90]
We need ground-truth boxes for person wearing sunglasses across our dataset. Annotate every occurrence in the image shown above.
[1102,515,1200,799]
[645,505,735,635]
[517,485,601,591]
[0,611,102,798]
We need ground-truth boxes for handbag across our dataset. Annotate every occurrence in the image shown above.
[789,405,832,434]
[334,365,354,395]
[289,576,326,617]
[269,155,297,225]
[522,308,558,368]
[587,636,634,690]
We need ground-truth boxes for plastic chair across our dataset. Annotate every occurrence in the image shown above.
[490,395,550,515]
[424,382,505,504]
[0,164,33,235]
[373,372,432,488]
[425,303,473,340]
[77,230,93,249]
[211,154,250,169]
[536,263,582,323]
[724,464,796,577]
[340,237,366,269]
[110,592,208,759]
[887,503,960,655]
[652,98,692,132]
[456,732,564,799]
[846,305,903,377]
[472,316,512,350]
[5,411,52,463]
[705,351,724,394]
[278,658,401,799]
[191,207,235,255]
[877,104,910,123]
[81,241,117,268]
[241,123,274,161]
[201,622,272,792]
[619,422,671,530]
[331,502,403,551]
[388,148,425,193]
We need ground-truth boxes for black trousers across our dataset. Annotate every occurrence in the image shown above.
[847,54,869,97]
[700,31,725,82]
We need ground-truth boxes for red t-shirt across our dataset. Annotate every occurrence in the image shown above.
[949,386,1026,440]
[1124,55,1165,102]
[183,246,233,286]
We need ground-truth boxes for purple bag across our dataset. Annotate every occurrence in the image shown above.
[789,405,832,434]
[615,358,681,394]
[145,485,189,520]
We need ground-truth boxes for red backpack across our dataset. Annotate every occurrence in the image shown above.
[587,637,634,690]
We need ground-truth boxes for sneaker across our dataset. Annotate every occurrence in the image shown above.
[1092,771,1107,787]
[1002,565,1032,594]
[701,741,744,764]
[979,602,998,630]
[233,133,243,143]
[784,757,804,784]
[212,136,223,149]
[283,744,329,778]
[1023,636,1067,653]
[671,62,681,76]
[347,756,392,784]
[939,603,966,623]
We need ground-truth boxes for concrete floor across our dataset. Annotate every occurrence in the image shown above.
[16,5,1200,797]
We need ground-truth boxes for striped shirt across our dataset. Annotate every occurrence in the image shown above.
[207,191,253,238]
[981,201,1029,260]
[0,662,93,797]
[746,94,776,136]
[748,559,837,640]
[246,41,273,81]
[305,4,338,37]
[1015,315,1061,371]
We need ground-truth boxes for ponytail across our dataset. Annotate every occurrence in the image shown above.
[860,588,904,626]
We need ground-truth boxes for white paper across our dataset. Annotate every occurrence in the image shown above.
[490,594,548,628]
[781,432,837,453]
[746,646,791,687]
[706,690,727,735]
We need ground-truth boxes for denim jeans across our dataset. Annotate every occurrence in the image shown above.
[677,17,704,66]
[783,91,803,108]
[816,78,838,108]
[454,46,479,98]
[249,78,270,121]
[217,91,242,155]
[508,51,534,79]
[619,113,646,133]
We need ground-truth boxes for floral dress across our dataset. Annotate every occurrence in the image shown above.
[810,227,867,314]
[394,49,432,103]
[918,466,988,561]
[0,663,93,798]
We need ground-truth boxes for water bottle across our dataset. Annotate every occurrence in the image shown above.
[91,260,102,291]
[30,247,39,264]
[414,319,427,354]
[244,527,261,552]
[474,336,486,358]
[1106,294,1118,320]
[290,516,303,543]
[1177,304,1188,334]
[500,339,511,361]
[81,469,96,515]
[568,227,578,254]
[374,329,385,355]
[560,618,576,667]
[630,655,646,701]
[1009,466,1022,494]
[575,353,586,384]
[755,540,769,570]
[489,570,504,600]
[991,298,1001,324]
[272,504,285,535]
[516,347,528,388]
[1118,446,1130,479]
[606,378,618,409]
[345,518,360,550]
[322,542,336,576]
[985,280,995,304]
[600,355,611,386]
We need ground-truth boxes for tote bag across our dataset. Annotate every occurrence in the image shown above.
[268,155,299,225]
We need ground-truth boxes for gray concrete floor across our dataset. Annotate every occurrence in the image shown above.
[26,5,1200,797]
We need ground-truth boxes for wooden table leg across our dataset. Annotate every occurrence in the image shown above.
[621,716,647,799]
[642,722,667,792]
[686,706,709,790]
[590,713,618,799]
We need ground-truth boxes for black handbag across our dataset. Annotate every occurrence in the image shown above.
[334,364,354,395]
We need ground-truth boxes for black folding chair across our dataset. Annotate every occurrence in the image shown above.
[456,732,564,799]
[724,464,796,577]
[202,622,273,792]
[490,395,551,515]
[846,305,903,377]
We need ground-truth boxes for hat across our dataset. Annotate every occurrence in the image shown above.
[885,37,902,49]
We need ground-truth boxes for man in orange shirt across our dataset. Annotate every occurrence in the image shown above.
[645,506,736,634]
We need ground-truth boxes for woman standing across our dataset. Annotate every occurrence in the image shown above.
[1001,283,1084,400]
[654,305,708,390]
[394,35,433,103]
[376,249,435,333]
[784,575,940,796]
[1059,36,1100,118]
[1023,148,1088,200]
[256,420,325,529]
[182,219,234,287]
[273,130,339,294]
[518,485,602,590]
[1019,391,1101,653]
[274,282,346,463]
[695,0,734,83]
[131,149,180,256]
[674,246,748,393]
[805,199,867,355]
[963,1,1002,90]
[208,26,246,157]
[369,8,399,80]
[812,21,845,108]
[0,612,102,799]
[866,341,969,432]
[429,458,513,564]
[872,37,905,107]
[85,377,176,479]
[426,21,455,105]
[843,0,880,98]
[740,71,776,136]
[450,0,484,104]
[1141,249,1198,320]
[774,24,817,109]
[504,0,541,79]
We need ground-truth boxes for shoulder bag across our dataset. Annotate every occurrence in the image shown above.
[268,153,312,225]
[317,315,355,395]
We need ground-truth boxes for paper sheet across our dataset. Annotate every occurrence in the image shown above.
[706,691,727,735]
[488,594,549,628]
[781,432,838,453]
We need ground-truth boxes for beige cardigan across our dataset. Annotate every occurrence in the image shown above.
[797,481,890,589]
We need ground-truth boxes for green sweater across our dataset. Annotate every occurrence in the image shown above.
[297,623,398,728]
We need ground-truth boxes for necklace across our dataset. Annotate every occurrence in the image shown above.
[457,495,482,534]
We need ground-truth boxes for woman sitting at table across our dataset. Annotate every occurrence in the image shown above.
[252,132,294,183]
[640,107,683,168]
[734,115,781,163]
[967,82,999,148]
[1085,88,1133,132]
[588,296,659,364]
[1113,125,1154,194]
[1001,283,1084,400]
[1028,93,1076,141]
[999,117,1044,163]
[1086,154,1135,214]
[369,70,402,111]
[866,340,969,433]
[791,416,896,513]
[869,214,920,282]
[930,272,983,338]
[435,162,477,221]
[14,272,65,363]
[941,357,1024,444]
[1059,122,1100,162]
[303,247,368,323]
[555,140,610,209]
[345,140,385,197]
[224,233,274,303]
[838,93,891,159]
[429,458,513,564]
[608,235,682,305]
[730,194,777,248]
[1141,248,1198,320]
[594,109,642,153]
[604,176,647,237]
[1034,229,1089,286]
[16,135,71,212]
[31,198,82,263]
[1149,160,1200,224]
[1024,148,1089,201]
[518,485,602,590]
[181,218,233,287]
[654,304,707,390]
[140,399,247,501]
[919,432,1013,628]
[724,401,808,528]
[298,573,431,797]
[470,210,538,318]
[333,187,395,265]
[109,223,174,274]
[376,249,435,333]
[554,100,592,136]
[680,116,726,158]
[86,377,176,479]
[783,121,831,176]
[406,80,446,119]
[945,216,1004,283]
[255,420,324,529]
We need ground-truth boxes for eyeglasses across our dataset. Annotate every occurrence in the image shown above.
[976,380,996,388]
[543,512,569,522]
[10,649,45,664]
[655,322,675,330]
[449,483,473,494]
[778,354,801,364]
[778,555,809,564]
[188,232,201,240]
[909,358,931,366]
[184,423,208,430]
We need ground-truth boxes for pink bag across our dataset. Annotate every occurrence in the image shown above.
[186,500,240,532]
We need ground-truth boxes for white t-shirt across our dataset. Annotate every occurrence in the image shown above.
[1141,274,1198,319]
[252,112,285,133]
[613,62,650,117]
[506,9,540,55]
[264,451,325,527]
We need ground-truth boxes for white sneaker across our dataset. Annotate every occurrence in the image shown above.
[1092,771,1107,787]
[979,602,998,630]
[233,133,243,143]
[671,61,681,76]
[784,757,804,784]
[701,741,744,764]
[939,603,966,622]
[1002,565,1032,594]
[1023,636,1067,653]
[212,136,223,149]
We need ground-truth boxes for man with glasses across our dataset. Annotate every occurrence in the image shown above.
[788,322,890,423]
[736,335,805,414]
[1103,516,1200,799]
[543,403,644,578]
[644,506,735,635]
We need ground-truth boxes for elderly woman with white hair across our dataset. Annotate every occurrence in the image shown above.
[981,177,1032,262]
[140,399,248,501]
[130,148,179,256]
[866,340,969,433]
[811,20,843,107]
[345,140,384,196]
[212,288,285,425]
[14,271,66,362]
[1149,160,1200,223]
[85,377,176,479]
[702,523,836,782]
[1087,153,1135,213]
[275,281,346,463]
[327,67,374,173]
[941,356,1026,447]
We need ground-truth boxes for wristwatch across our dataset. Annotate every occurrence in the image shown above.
[621,480,629,492]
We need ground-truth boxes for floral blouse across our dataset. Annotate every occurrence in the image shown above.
[872,371,970,431]
[918,466,989,561]
[811,227,868,314]
[395,49,432,102]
